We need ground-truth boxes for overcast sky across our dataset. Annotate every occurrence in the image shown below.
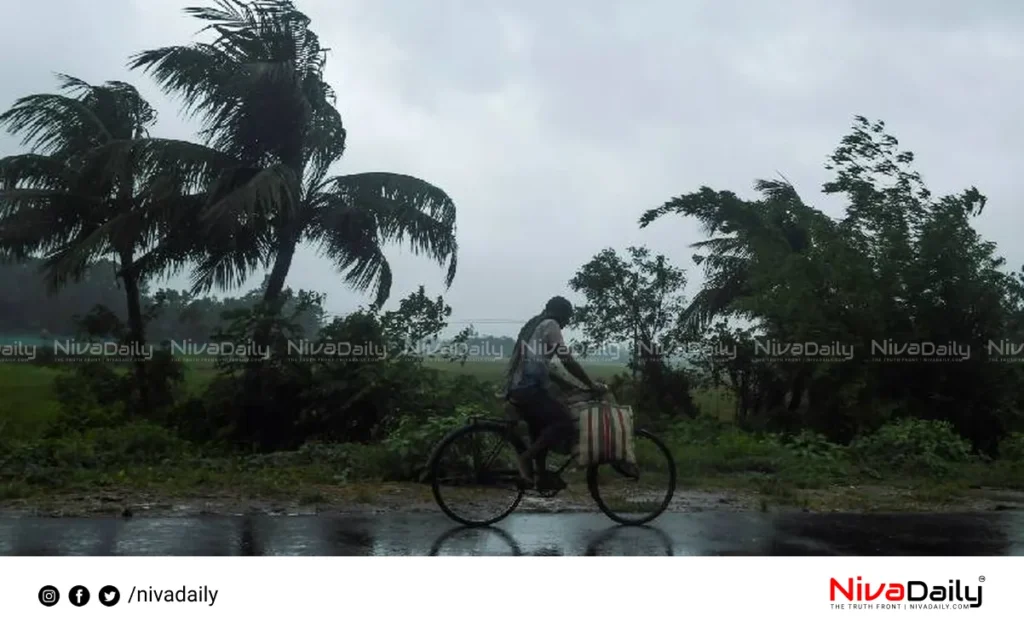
[1,0,1022,337]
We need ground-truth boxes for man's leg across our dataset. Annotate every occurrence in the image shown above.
[517,416,541,483]
[518,392,575,488]
[525,419,548,476]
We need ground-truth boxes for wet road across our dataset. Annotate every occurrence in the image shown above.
[0,512,1022,556]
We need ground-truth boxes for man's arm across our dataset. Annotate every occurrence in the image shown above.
[541,320,601,391]
[557,349,600,390]
[549,368,581,391]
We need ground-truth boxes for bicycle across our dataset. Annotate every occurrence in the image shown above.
[425,386,677,528]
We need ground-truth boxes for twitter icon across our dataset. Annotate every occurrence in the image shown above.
[99,585,120,607]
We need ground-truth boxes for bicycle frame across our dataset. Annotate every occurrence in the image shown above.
[464,415,578,491]
[424,386,629,495]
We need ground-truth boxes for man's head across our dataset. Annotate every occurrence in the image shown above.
[544,296,574,327]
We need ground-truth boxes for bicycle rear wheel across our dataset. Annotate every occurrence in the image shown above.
[430,421,527,527]
[587,429,677,526]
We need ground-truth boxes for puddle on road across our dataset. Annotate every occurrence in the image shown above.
[0,511,1020,556]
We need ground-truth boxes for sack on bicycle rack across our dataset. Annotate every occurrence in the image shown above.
[576,401,636,466]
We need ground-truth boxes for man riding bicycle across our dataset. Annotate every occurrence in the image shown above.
[504,296,605,490]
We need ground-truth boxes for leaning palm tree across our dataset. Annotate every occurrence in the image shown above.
[128,0,458,324]
[0,75,195,410]
[641,180,851,415]
[639,179,812,334]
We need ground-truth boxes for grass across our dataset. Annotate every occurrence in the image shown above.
[0,362,220,441]
[0,364,61,442]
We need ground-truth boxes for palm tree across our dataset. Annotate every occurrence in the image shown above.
[0,75,193,410]
[642,179,864,415]
[128,0,458,328]
[639,179,812,334]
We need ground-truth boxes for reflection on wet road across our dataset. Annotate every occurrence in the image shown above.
[0,512,1022,556]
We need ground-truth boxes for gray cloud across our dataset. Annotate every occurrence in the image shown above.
[2,0,1022,337]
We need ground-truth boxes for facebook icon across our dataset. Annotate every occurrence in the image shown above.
[69,585,90,607]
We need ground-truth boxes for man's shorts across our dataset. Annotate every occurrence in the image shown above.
[507,385,576,450]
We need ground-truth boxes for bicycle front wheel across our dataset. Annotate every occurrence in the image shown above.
[430,421,527,527]
[587,428,677,526]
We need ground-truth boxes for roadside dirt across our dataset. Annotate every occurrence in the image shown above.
[0,485,757,518]
[1,483,1021,518]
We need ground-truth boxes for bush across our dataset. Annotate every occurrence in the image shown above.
[784,429,846,461]
[0,422,192,484]
[296,442,397,481]
[88,423,190,465]
[220,405,483,483]
[161,395,221,446]
[296,357,429,445]
[778,429,851,483]
[47,364,132,435]
[48,403,130,436]
[52,363,127,411]
[711,431,787,474]
[48,353,187,434]
[382,407,481,479]
[998,432,1024,461]
[667,415,727,444]
[193,303,503,451]
[240,442,399,482]
[143,349,188,408]
[850,417,973,476]
[607,365,698,419]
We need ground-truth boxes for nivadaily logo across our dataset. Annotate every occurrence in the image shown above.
[830,576,984,610]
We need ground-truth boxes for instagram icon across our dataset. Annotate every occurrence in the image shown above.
[38,585,60,607]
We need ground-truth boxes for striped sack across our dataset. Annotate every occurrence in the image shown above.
[576,402,636,466]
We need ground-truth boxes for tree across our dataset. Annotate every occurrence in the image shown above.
[820,116,1018,450]
[128,0,459,327]
[0,76,192,410]
[379,285,452,354]
[569,246,696,416]
[640,115,1024,450]
[639,179,815,335]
